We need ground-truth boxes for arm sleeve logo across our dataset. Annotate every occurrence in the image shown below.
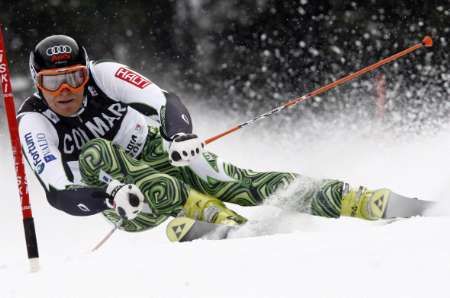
[114,67,151,89]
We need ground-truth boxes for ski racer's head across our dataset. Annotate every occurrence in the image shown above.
[29,35,89,117]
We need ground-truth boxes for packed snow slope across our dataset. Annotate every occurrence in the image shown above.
[1,100,450,298]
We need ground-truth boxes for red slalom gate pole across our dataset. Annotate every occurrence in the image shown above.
[205,36,433,144]
[0,25,40,272]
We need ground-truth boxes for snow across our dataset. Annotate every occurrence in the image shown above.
[1,101,450,298]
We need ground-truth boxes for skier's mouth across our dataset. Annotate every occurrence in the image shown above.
[58,98,75,105]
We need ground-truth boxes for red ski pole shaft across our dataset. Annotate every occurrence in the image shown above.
[205,36,433,145]
[0,25,40,272]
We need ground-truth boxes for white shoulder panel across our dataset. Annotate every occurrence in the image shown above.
[89,61,167,113]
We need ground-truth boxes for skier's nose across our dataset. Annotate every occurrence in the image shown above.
[59,86,71,96]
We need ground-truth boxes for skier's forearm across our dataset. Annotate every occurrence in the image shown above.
[46,187,109,216]
[159,92,193,140]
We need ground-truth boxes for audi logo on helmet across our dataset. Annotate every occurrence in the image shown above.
[46,45,72,56]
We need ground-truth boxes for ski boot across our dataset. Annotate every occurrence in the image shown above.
[340,184,433,220]
[180,189,247,226]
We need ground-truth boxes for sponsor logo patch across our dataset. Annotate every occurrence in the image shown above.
[46,45,72,56]
[77,203,91,212]
[99,169,113,184]
[46,45,73,63]
[36,163,45,175]
[62,103,127,155]
[36,133,57,163]
[172,224,186,239]
[114,67,151,89]
[125,123,145,157]
[43,109,60,124]
[24,132,45,174]
[181,114,190,125]
[25,132,58,175]
[88,85,99,96]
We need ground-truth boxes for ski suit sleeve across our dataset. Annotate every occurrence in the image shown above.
[90,61,193,140]
[18,112,109,216]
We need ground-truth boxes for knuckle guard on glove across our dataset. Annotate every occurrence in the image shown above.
[168,133,205,167]
[106,180,144,220]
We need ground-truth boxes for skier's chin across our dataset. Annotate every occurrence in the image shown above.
[54,99,81,116]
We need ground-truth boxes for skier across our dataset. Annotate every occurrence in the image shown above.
[18,35,430,234]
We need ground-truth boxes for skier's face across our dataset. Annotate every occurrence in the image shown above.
[35,65,89,117]
[41,87,84,117]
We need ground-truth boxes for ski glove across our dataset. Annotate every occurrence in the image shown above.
[105,180,144,220]
[168,133,205,167]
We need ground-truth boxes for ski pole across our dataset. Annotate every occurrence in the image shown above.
[204,36,433,144]
[91,219,122,252]
[0,25,40,272]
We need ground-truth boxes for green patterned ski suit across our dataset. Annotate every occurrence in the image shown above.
[79,126,345,232]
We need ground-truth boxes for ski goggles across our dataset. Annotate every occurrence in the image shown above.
[35,65,89,96]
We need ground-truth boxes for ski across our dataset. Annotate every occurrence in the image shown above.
[165,216,409,242]
[166,217,238,242]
